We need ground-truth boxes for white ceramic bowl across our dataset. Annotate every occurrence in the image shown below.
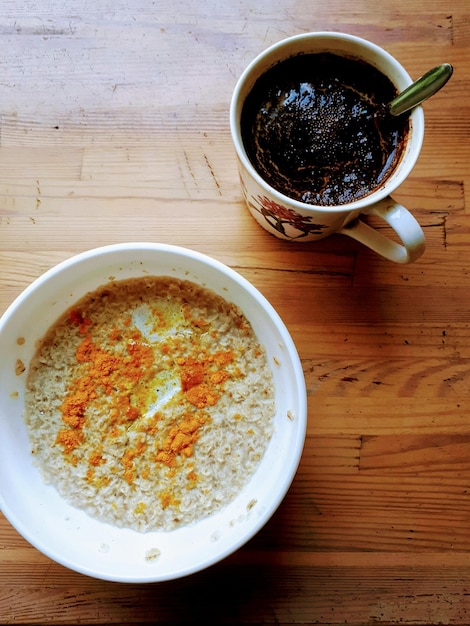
[0,243,307,582]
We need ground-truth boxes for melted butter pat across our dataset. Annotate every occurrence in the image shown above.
[131,300,191,414]
[132,300,191,342]
[146,368,181,413]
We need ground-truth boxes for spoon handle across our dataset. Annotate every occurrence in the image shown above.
[389,63,453,116]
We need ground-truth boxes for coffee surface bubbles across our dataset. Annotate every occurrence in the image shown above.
[241,53,409,206]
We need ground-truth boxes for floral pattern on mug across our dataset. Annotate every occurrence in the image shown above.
[249,194,329,239]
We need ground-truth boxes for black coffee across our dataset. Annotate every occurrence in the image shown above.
[241,53,409,206]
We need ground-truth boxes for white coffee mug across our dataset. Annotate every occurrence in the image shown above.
[230,32,426,264]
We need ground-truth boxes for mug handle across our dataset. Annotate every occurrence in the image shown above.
[339,197,425,264]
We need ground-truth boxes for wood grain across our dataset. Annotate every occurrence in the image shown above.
[1,0,469,624]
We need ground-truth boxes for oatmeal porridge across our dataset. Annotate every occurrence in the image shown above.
[24,277,275,531]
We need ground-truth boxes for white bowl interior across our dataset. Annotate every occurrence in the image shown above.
[0,243,307,582]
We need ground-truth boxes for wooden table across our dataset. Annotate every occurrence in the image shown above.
[0,1,469,623]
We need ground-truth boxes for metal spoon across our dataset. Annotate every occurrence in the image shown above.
[389,63,453,116]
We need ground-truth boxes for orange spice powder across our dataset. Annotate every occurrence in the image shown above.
[176,350,234,409]
[155,413,209,469]
[56,315,156,472]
